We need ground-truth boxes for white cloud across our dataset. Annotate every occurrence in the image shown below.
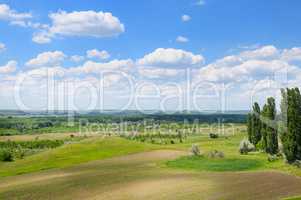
[25,51,66,68]
[4,45,301,110]
[138,67,182,79]
[32,31,52,44]
[86,49,110,60]
[0,60,17,74]
[193,45,300,85]
[33,10,125,43]
[70,55,85,63]
[239,45,279,60]
[137,48,204,68]
[181,15,191,22]
[0,42,5,52]
[176,36,189,43]
[0,4,32,26]
[68,59,134,74]
[281,47,301,62]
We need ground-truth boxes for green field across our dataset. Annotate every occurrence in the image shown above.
[0,122,301,199]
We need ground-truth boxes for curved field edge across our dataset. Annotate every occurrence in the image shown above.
[0,136,160,177]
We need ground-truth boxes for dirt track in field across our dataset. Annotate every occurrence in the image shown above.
[0,150,301,200]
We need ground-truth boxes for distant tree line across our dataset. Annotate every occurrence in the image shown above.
[247,87,301,164]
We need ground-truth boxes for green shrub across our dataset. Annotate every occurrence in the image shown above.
[191,144,200,156]
[0,140,64,149]
[267,154,279,162]
[239,139,255,154]
[209,133,219,139]
[293,160,301,168]
[0,149,13,162]
[207,150,224,158]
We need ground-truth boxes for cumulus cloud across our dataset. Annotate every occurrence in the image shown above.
[0,4,32,26]
[32,31,52,44]
[137,48,204,68]
[25,51,66,68]
[32,10,125,43]
[176,36,189,43]
[193,45,301,85]
[0,42,5,52]
[4,45,301,110]
[181,15,191,22]
[86,49,110,60]
[0,60,17,74]
[70,55,85,63]
[239,45,279,60]
[68,59,134,74]
[281,47,301,62]
[138,67,182,79]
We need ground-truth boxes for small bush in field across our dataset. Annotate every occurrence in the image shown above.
[239,139,255,155]
[191,144,200,156]
[0,149,13,162]
[207,150,224,159]
[267,154,279,162]
[15,146,26,159]
[209,133,219,139]
[170,140,175,144]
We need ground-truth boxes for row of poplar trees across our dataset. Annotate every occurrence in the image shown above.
[247,87,301,163]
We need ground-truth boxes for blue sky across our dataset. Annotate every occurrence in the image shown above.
[1,0,301,111]
[2,0,301,64]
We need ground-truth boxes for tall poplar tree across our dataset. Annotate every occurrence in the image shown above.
[251,102,262,146]
[281,88,301,162]
[265,97,278,154]
[261,104,268,151]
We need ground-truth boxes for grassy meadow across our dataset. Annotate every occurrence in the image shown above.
[0,115,301,199]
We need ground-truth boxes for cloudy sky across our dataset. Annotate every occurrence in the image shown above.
[1,0,301,111]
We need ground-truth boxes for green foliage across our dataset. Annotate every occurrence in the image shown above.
[239,139,255,154]
[247,102,262,148]
[190,144,200,156]
[251,103,262,145]
[0,140,64,149]
[247,113,253,143]
[0,148,13,162]
[261,97,278,155]
[280,88,301,163]
[209,133,219,139]
[207,150,225,158]
[121,132,186,145]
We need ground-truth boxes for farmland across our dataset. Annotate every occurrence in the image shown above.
[0,113,301,199]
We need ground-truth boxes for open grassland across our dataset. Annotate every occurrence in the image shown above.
[1,125,301,199]
[0,137,159,177]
